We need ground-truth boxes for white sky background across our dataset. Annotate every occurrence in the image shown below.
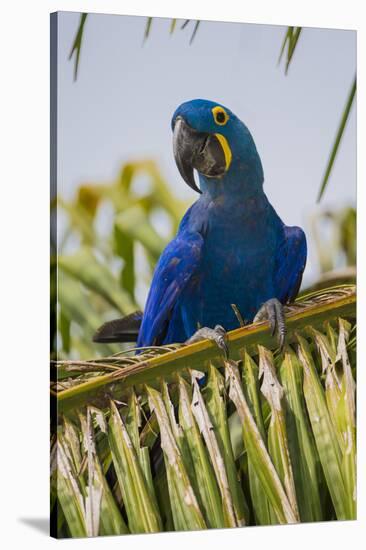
[57,12,356,290]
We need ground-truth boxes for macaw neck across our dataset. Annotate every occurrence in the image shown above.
[198,169,266,210]
[195,187,273,234]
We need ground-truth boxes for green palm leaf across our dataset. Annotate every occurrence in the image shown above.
[52,285,356,536]
[69,13,88,81]
[317,77,356,202]
[278,26,302,74]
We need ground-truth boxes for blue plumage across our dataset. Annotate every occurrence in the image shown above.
[135,99,307,347]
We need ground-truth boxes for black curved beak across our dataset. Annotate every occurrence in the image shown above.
[173,116,227,194]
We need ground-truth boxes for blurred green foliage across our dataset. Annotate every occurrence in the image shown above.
[307,206,356,292]
[52,161,187,360]
[311,206,356,273]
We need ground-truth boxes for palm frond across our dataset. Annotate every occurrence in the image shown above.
[317,76,356,202]
[52,285,355,412]
[143,17,153,43]
[170,19,177,34]
[189,21,201,45]
[51,285,356,537]
[69,13,88,81]
[278,26,302,74]
[142,17,201,44]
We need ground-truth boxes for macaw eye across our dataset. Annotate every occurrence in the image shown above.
[212,106,229,126]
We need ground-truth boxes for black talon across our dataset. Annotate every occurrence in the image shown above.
[254,298,286,351]
[267,303,277,337]
[278,318,286,352]
[214,325,229,358]
[278,331,286,352]
[186,324,228,358]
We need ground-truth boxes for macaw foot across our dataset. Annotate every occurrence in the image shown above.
[253,298,286,351]
[185,325,228,358]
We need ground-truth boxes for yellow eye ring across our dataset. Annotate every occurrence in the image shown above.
[212,106,229,126]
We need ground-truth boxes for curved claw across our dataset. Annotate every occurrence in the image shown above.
[267,302,277,337]
[254,298,286,351]
[213,325,229,358]
[186,324,228,359]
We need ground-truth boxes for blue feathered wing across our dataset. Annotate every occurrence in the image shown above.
[274,225,307,303]
[137,229,203,347]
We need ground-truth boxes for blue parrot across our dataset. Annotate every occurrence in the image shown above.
[94,99,307,353]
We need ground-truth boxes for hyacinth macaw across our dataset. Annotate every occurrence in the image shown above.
[94,99,307,354]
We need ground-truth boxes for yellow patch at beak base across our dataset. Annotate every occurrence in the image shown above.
[214,133,232,172]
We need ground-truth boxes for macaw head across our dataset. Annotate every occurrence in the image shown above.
[172,99,264,197]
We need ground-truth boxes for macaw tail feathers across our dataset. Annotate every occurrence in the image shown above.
[93,311,143,343]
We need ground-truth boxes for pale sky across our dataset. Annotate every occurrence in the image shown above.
[56,12,356,288]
